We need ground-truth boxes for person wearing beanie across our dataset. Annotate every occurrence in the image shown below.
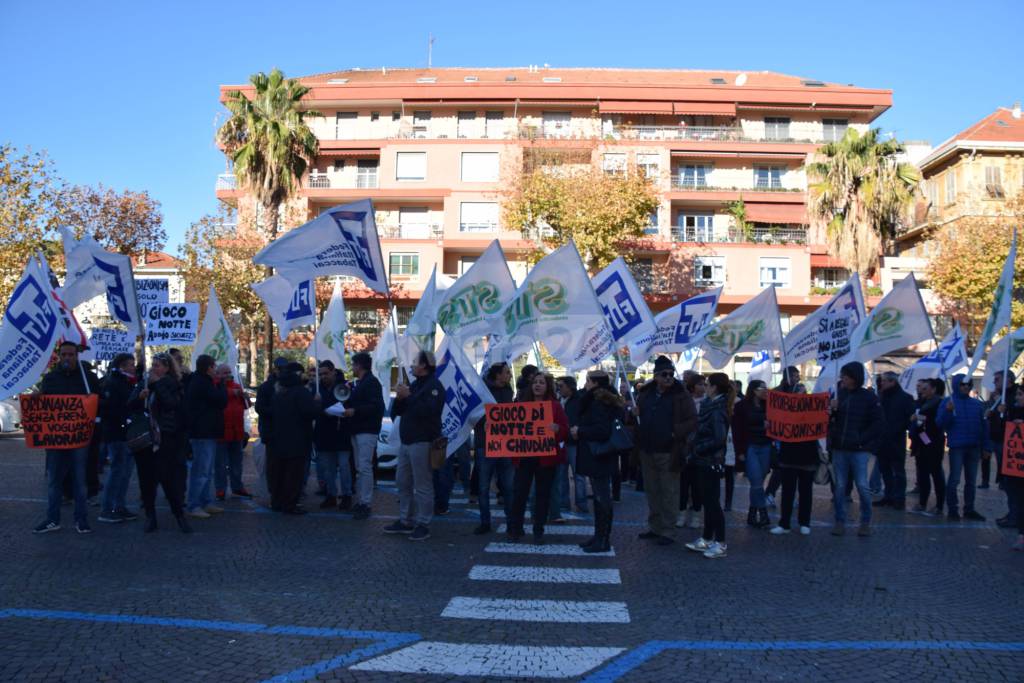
[828,361,884,537]
[935,374,987,521]
[634,356,698,545]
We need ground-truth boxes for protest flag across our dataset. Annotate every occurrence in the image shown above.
[849,273,932,365]
[306,279,348,371]
[251,275,316,341]
[0,258,65,399]
[899,322,968,391]
[698,286,785,369]
[967,229,1017,377]
[784,274,866,366]
[592,257,656,347]
[193,286,239,375]
[58,228,143,336]
[436,240,517,340]
[628,288,722,366]
[436,336,495,456]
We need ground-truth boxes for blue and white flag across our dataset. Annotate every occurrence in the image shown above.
[0,258,63,398]
[252,199,389,293]
[784,274,866,366]
[899,322,968,391]
[436,336,495,456]
[748,350,775,385]
[592,257,656,347]
[59,228,143,336]
[251,275,316,341]
[628,288,722,366]
[968,229,1017,377]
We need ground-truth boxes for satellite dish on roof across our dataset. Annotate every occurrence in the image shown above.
[734,73,747,86]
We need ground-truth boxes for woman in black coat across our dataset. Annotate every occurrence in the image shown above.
[685,372,733,559]
[572,370,625,553]
[269,363,320,514]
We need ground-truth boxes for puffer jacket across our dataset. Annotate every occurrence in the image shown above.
[99,370,135,442]
[829,386,884,453]
[935,375,986,448]
[690,393,729,468]
[633,379,698,465]
[575,387,625,478]
[879,383,916,454]
[391,371,445,445]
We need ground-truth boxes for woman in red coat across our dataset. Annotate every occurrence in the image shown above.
[215,364,252,500]
[507,372,570,544]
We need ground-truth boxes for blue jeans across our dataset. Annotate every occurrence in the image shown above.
[869,458,882,495]
[315,449,353,497]
[100,441,133,514]
[455,442,472,494]
[475,447,514,525]
[832,449,872,524]
[215,441,245,494]
[745,443,772,508]
[946,446,981,515]
[550,462,569,517]
[187,439,218,511]
[46,446,89,525]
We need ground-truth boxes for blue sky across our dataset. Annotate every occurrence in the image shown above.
[2,0,1022,253]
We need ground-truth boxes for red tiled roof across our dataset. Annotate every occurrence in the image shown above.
[947,106,1024,144]
[136,251,179,269]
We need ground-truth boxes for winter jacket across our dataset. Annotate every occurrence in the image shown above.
[270,372,318,458]
[561,390,583,443]
[344,372,386,436]
[829,386,884,454]
[691,393,729,468]
[910,395,945,457]
[474,381,515,450]
[390,371,445,445]
[148,374,185,438]
[40,363,98,396]
[255,375,277,442]
[99,371,135,442]
[935,375,987,449]
[315,377,352,452]
[879,384,916,455]
[511,398,570,468]
[634,379,697,466]
[732,398,769,456]
[220,379,247,443]
[575,387,625,478]
[987,385,1018,445]
[185,372,227,440]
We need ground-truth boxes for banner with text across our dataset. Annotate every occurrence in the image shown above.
[766,390,830,442]
[1002,421,1024,479]
[144,303,199,345]
[136,278,169,316]
[20,394,99,449]
[484,401,557,458]
[82,327,134,362]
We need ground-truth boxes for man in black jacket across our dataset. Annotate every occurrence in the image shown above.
[342,351,385,520]
[97,353,140,524]
[184,354,227,518]
[828,361,884,537]
[557,376,587,513]
[314,361,353,510]
[875,371,916,510]
[384,350,444,541]
[256,357,288,499]
[33,341,100,535]
[270,362,320,514]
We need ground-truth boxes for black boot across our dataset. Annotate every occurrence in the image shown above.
[579,509,602,549]
[144,515,157,533]
[584,508,611,553]
[756,507,771,528]
[175,514,193,534]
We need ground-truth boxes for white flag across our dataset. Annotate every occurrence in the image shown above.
[38,252,88,348]
[59,228,143,336]
[982,328,1024,391]
[252,199,388,292]
[436,336,495,456]
[306,280,347,371]
[699,286,785,369]
[373,324,398,408]
[899,322,968,391]
[193,286,238,373]
[499,241,614,371]
[592,257,656,347]
[251,275,316,342]
[436,240,517,340]
[675,347,701,375]
[0,259,65,398]
[784,274,866,366]
[968,229,1017,376]
[849,273,933,364]
[402,265,456,354]
[628,288,722,366]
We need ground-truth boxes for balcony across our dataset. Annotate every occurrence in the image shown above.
[459,222,500,234]
[620,125,743,142]
[216,173,237,190]
[378,224,443,240]
[671,178,803,193]
[306,174,380,190]
[633,273,671,294]
[308,173,330,189]
[670,226,807,245]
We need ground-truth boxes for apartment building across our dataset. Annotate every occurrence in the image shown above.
[215,67,892,350]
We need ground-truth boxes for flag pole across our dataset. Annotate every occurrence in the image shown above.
[998,228,1018,406]
[313,292,320,395]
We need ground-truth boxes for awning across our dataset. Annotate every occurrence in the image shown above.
[810,253,846,268]
[318,149,381,158]
[599,100,674,114]
[736,104,872,114]
[673,102,736,116]
[670,150,806,161]
[745,202,807,224]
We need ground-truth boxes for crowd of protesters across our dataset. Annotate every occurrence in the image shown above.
[30,343,1024,555]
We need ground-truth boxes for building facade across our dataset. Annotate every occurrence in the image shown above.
[216,67,892,364]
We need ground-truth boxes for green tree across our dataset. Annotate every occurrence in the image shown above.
[216,68,320,364]
[806,128,919,276]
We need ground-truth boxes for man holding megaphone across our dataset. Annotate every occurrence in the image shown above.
[314,360,354,511]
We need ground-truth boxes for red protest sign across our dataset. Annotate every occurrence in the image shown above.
[766,390,830,443]
[19,394,99,450]
[1002,421,1024,479]
[484,401,557,458]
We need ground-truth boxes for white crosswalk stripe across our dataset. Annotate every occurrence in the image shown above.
[441,596,630,623]
[484,541,615,557]
[469,564,621,584]
[498,523,593,536]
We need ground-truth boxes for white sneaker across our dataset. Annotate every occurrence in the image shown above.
[204,505,224,514]
[675,513,686,528]
[703,542,728,558]
[688,512,702,529]
[685,537,711,553]
[187,508,211,519]
[769,526,790,535]
[799,526,811,536]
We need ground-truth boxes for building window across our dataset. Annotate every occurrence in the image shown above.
[389,253,420,278]
[759,257,791,288]
[764,117,791,141]
[396,152,426,181]
[944,171,957,204]
[542,111,571,138]
[395,305,414,333]
[637,153,660,179]
[926,179,938,206]
[677,164,711,188]
[485,111,504,138]
[461,152,499,182]
[335,112,357,139]
[459,256,478,275]
[675,214,715,242]
[398,207,431,238]
[985,166,1004,197]
[370,111,380,122]
[392,111,401,121]
[602,153,627,176]
[460,202,499,232]
[694,256,726,286]
[457,111,477,138]
[754,166,783,189]
[356,160,379,188]
[347,308,381,335]
[333,160,345,171]
[412,110,432,138]
[644,210,659,235]
[813,267,850,289]
[631,258,654,291]
[822,118,848,142]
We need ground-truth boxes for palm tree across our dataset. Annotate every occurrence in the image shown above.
[806,128,919,278]
[217,68,320,370]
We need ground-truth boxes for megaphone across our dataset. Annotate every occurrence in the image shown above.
[333,383,351,403]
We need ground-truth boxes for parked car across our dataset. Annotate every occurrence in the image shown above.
[0,398,21,433]
[375,417,400,470]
